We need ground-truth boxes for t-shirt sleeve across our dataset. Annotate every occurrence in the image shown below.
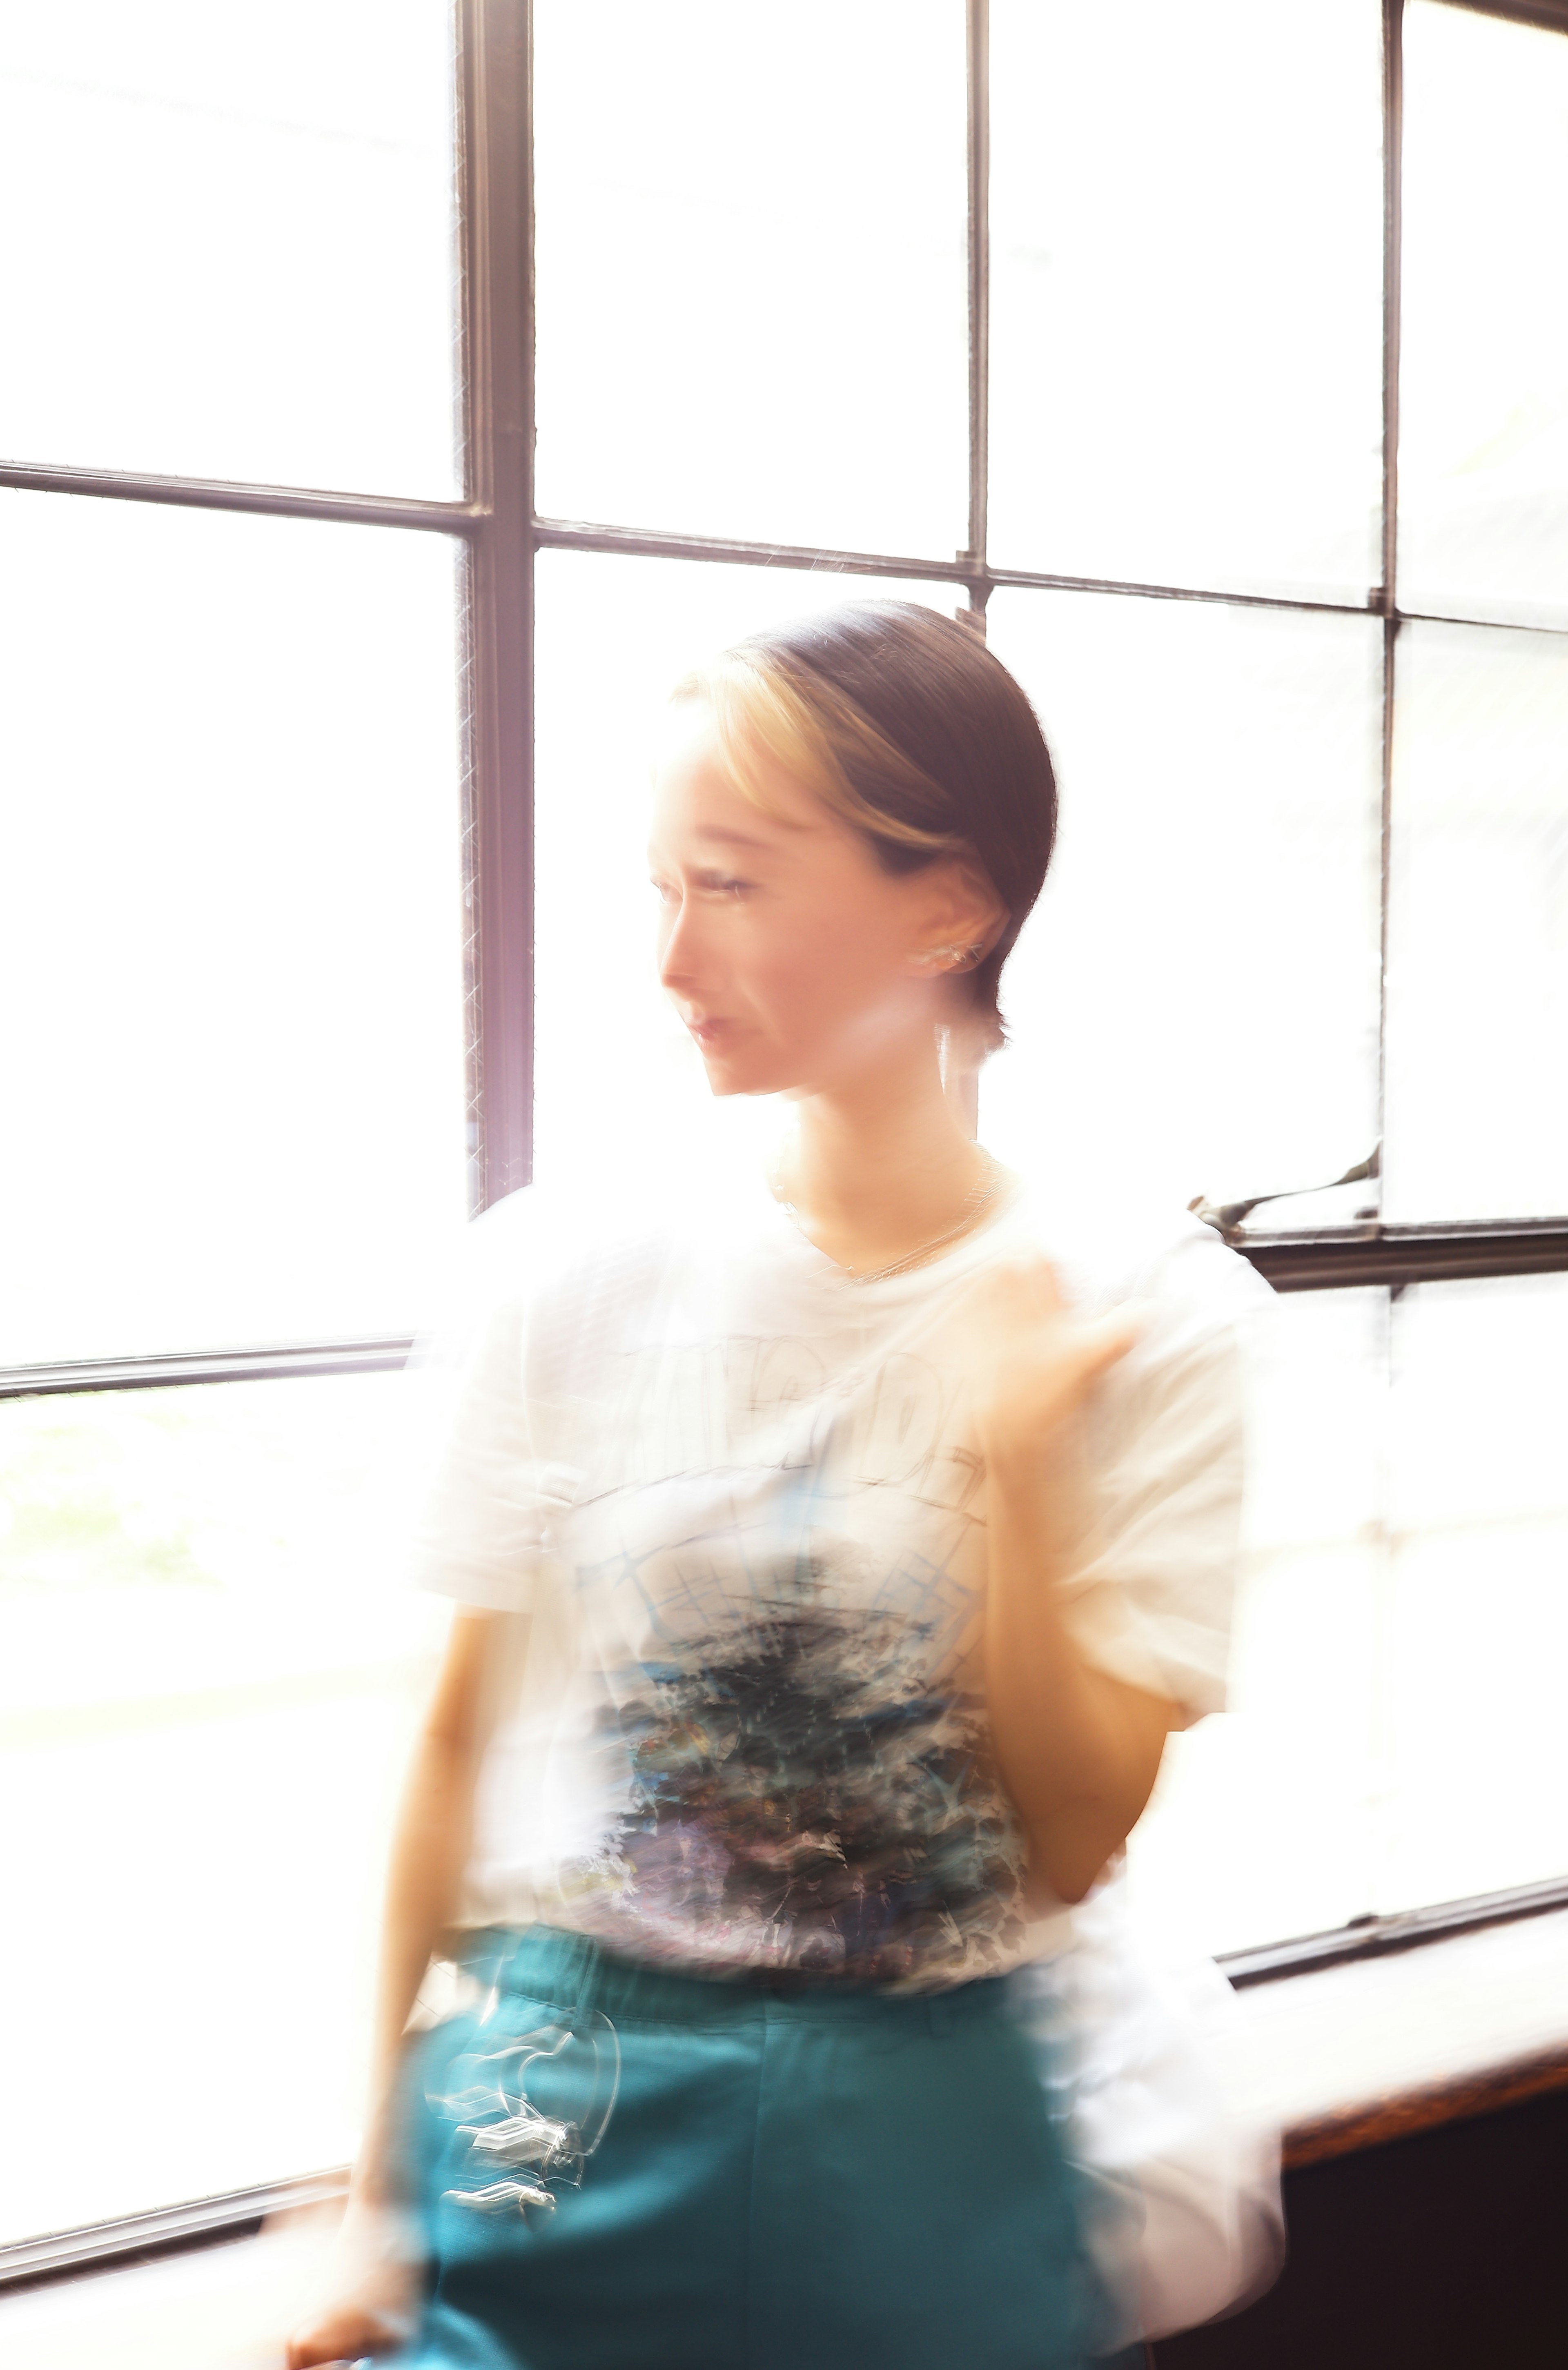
[405,1194,575,1615]
[1058,1223,1265,1728]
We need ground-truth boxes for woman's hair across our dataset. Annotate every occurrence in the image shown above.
[673,600,1056,1059]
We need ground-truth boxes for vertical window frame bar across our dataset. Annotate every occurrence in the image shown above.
[964,0,991,621]
[461,0,536,1212]
[1374,0,1405,1208]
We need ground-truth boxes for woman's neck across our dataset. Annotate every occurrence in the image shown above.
[776,1038,993,1278]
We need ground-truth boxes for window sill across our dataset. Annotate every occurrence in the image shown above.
[1219,1904,1568,2167]
[6,1911,1568,2363]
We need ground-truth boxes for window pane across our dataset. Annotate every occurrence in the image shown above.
[1383,1276,1568,1907]
[0,1,458,497]
[1130,1273,1568,1959]
[1399,2,1568,628]
[1384,620,1568,1222]
[0,494,468,1366]
[533,2,969,557]
[989,0,1384,600]
[532,552,963,1190]
[0,1373,447,2243]
[981,591,1384,1226]
[1127,1290,1387,1958]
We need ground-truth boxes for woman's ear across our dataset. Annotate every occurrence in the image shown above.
[913,855,1006,971]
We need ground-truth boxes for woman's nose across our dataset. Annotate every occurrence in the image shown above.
[658,897,703,994]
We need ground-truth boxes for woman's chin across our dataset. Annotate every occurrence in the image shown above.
[699,1049,791,1100]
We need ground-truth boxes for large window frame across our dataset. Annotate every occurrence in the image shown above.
[3,0,1568,2285]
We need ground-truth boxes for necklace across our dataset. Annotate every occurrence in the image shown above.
[768,1149,1006,1286]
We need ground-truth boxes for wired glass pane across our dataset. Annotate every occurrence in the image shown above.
[1129,1274,1568,1955]
[989,0,1384,601]
[0,1372,448,2246]
[0,0,459,498]
[1399,0,1568,629]
[0,494,469,1368]
[533,0,969,558]
[982,588,1384,1229]
[1385,620,1568,1224]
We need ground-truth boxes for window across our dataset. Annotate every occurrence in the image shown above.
[3,0,1566,2268]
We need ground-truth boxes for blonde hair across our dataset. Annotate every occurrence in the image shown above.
[671,647,964,862]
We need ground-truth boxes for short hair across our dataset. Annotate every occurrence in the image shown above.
[672,599,1058,1059]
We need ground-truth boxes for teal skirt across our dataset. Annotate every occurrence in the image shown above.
[392,1922,1127,2370]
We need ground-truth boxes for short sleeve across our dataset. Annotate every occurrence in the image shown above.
[1059,1222,1265,1728]
[405,1193,575,1615]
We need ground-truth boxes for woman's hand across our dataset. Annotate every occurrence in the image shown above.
[955,1253,1175,1903]
[285,2197,421,2370]
[958,1253,1143,1485]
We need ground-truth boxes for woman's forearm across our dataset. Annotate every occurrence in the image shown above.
[982,1433,1175,1903]
[350,1608,508,2208]
[351,1724,479,2207]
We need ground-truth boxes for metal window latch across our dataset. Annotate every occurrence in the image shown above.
[1188,1147,1381,1245]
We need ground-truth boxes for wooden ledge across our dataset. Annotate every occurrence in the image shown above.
[1285,2038,1568,2168]
[1225,1904,1568,2172]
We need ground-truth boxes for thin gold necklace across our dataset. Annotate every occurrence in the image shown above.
[768,1149,1005,1286]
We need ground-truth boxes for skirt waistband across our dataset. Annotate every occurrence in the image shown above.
[457,1922,1017,2034]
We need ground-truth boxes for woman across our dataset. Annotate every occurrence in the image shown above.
[290,601,1276,2370]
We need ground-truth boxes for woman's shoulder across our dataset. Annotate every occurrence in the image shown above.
[444,1177,680,1319]
[1005,1171,1272,1344]
[438,1153,773,1341]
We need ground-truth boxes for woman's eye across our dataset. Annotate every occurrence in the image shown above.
[649,872,752,903]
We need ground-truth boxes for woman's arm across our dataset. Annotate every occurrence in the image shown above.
[287,1605,517,2370]
[354,1606,514,2202]
[967,1257,1181,1905]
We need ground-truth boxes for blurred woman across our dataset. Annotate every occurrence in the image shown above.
[290,601,1278,2370]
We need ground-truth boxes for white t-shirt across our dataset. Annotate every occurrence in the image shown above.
[410,1156,1263,1993]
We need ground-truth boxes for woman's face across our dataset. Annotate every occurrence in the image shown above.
[648,702,991,1100]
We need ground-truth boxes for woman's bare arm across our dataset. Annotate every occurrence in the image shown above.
[354,1608,516,2199]
[967,1258,1181,1904]
[287,1606,517,2369]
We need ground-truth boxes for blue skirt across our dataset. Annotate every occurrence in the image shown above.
[393,1923,1129,2370]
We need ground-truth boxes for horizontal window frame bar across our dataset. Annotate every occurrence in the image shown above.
[1237,1221,1568,1291]
[532,513,1374,618]
[6,470,1567,639]
[532,514,978,588]
[1221,1872,1568,1988]
[1446,0,1568,35]
[536,517,1568,636]
[0,2167,350,2296]
[5,1221,1568,1399]
[0,1338,413,1400]
[0,457,485,536]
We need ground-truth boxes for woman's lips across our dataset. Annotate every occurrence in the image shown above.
[686,1017,733,1049]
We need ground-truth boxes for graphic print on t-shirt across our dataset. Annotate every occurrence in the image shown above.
[541,1312,1031,1987]
[559,1543,1029,1985]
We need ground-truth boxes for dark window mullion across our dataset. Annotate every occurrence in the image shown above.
[0,456,482,535]
[0,1341,415,1401]
[1443,0,1568,34]
[1376,0,1404,1233]
[1243,1224,1568,1292]
[965,0,990,615]
[463,0,535,1211]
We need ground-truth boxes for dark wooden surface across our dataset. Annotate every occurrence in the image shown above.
[1283,2037,1568,2168]
[1152,2083,1568,2370]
